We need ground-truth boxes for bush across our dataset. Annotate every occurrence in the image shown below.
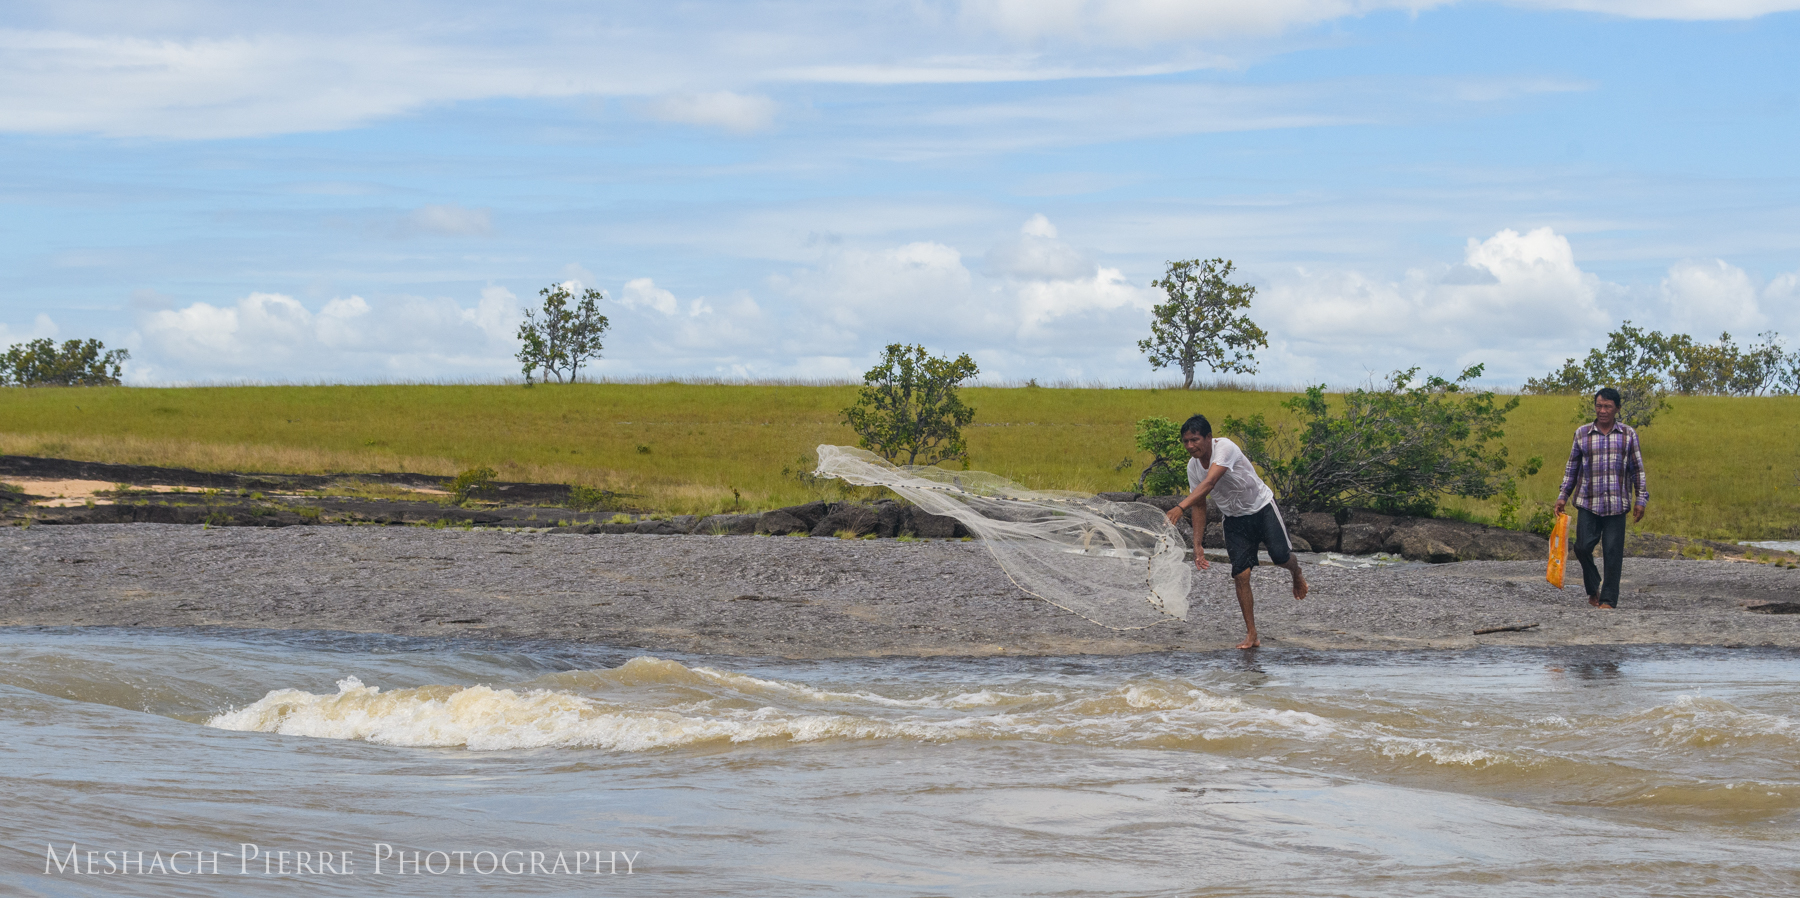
[568,484,616,512]
[1222,365,1518,517]
[842,343,979,466]
[449,466,498,504]
[1130,417,1188,495]
[0,338,129,387]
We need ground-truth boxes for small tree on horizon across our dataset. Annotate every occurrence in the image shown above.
[516,283,609,385]
[0,338,129,387]
[842,343,979,467]
[1523,320,1679,428]
[1137,258,1268,389]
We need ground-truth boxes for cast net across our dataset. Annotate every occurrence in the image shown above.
[814,445,1191,630]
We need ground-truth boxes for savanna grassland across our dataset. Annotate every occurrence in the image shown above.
[1,384,1795,540]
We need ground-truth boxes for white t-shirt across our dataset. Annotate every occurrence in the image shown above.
[1187,436,1274,518]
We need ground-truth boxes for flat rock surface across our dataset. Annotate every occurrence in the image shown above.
[3,525,1797,656]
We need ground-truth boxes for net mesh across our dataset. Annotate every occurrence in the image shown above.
[814,445,1191,630]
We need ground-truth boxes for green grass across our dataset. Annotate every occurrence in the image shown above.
[0,384,1794,539]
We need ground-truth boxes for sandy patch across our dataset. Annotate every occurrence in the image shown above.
[1,478,187,507]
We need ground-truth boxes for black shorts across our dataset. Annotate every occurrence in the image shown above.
[1223,503,1291,578]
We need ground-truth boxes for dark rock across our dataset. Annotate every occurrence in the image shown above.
[1339,522,1392,555]
[1397,517,1547,562]
[1287,534,1313,553]
[1295,512,1340,553]
[634,519,687,535]
[755,510,812,536]
[769,501,832,530]
[1203,522,1224,549]
[1094,492,1142,503]
[1138,495,1182,512]
[811,501,905,538]
[903,506,964,538]
[697,513,761,535]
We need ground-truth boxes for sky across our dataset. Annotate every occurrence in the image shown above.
[2,0,1797,387]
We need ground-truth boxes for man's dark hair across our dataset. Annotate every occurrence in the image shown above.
[1594,387,1623,408]
[1179,414,1212,437]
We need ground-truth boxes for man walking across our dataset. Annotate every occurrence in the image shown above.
[1164,414,1308,649]
[1554,387,1648,609]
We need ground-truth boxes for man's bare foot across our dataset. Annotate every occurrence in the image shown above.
[1293,577,1309,601]
[1587,595,1602,608]
[1236,635,1260,649]
[1595,603,1615,611]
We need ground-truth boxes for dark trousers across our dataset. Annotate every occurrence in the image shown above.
[1574,507,1627,607]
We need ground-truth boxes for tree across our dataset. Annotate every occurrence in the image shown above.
[516,283,609,384]
[1137,258,1268,389]
[1668,330,1786,396]
[842,344,979,466]
[1523,320,1679,428]
[0,338,129,387]
[1222,365,1519,517]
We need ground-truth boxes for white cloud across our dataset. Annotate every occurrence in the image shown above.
[769,217,1161,375]
[4,0,1740,141]
[132,288,521,383]
[960,0,1800,44]
[1507,1,1800,20]
[644,92,777,134]
[1260,227,1613,384]
[963,0,1453,43]
[983,215,1095,280]
[403,205,492,237]
[0,313,59,347]
[620,278,681,315]
[1658,259,1764,336]
[1764,271,1800,334]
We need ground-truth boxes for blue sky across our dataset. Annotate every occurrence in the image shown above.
[2,0,1796,386]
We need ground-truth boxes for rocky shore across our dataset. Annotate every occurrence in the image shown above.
[3,525,1796,656]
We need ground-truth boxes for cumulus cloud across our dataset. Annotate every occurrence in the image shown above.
[768,216,1161,378]
[1260,227,1614,384]
[0,313,59,347]
[644,91,778,133]
[1658,259,1764,336]
[131,288,521,383]
[402,204,493,237]
[983,214,1095,281]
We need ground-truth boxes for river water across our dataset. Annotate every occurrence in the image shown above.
[3,628,1795,897]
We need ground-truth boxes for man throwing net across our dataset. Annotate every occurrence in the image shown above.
[1161,414,1308,649]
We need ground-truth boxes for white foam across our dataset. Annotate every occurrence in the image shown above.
[205,663,1362,753]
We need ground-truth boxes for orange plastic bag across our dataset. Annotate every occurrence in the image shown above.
[1546,513,1570,589]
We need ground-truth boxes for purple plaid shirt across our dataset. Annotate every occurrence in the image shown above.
[1557,422,1648,516]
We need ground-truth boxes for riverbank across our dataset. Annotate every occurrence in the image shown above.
[5,525,1796,655]
[3,384,1795,538]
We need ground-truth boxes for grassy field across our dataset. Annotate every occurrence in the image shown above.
[1,384,1795,540]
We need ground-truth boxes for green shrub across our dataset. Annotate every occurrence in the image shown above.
[569,484,615,511]
[449,466,498,504]
[1130,416,1187,495]
[1224,365,1518,516]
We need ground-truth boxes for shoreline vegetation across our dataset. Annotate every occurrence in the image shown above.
[2,382,1796,542]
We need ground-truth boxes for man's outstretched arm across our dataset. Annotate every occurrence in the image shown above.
[1168,465,1227,570]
